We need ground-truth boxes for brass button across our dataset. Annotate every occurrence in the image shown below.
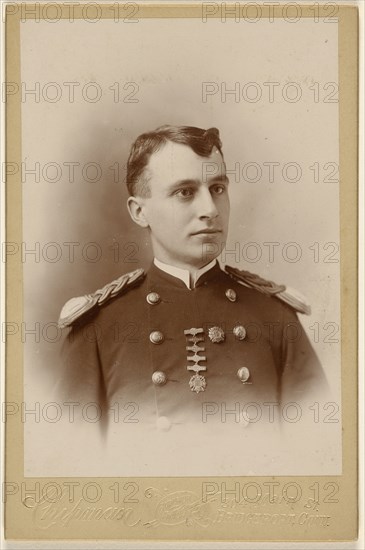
[152,371,167,386]
[146,292,161,305]
[208,326,225,343]
[149,330,164,344]
[237,367,250,383]
[225,288,237,302]
[233,325,246,340]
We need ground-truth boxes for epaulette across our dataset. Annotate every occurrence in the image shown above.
[58,268,145,329]
[225,265,311,315]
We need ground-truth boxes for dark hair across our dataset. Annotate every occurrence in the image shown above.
[126,125,223,196]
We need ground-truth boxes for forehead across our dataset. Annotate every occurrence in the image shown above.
[146,141,225,186]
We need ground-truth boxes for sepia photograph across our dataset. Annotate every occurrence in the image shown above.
[17,7,342,477]
[3,1,359,543]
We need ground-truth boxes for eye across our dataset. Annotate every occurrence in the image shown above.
[174,187,194,199]
[210,184,226,195]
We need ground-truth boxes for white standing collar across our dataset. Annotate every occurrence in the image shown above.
[153,258,217,289]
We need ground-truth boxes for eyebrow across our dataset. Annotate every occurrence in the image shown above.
[208,175,229,184]
[168,175,229,191]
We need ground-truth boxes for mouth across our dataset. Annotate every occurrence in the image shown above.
[191,229,222,235]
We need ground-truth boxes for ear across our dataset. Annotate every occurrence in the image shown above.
[127,196,149,228]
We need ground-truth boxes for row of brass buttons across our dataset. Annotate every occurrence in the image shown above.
[146,288,237,305]
[151,367,251,386]
[149,325,246,345]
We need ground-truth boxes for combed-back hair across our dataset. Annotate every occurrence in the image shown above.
[126,125,223,197]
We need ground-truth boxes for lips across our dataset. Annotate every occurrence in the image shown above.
[191,229,222,235]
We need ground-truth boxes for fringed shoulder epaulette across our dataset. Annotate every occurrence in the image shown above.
[225,265,311,315]
[58,268,145,329]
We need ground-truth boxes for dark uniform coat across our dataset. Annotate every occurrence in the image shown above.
[57,262,328,430]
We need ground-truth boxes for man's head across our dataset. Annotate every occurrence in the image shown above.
[126,125,230,270]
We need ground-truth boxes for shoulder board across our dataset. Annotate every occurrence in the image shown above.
[58,268,145,329]
[224,265,311,315]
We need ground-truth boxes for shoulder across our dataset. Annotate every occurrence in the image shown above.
[223,265,311,316]
[58,268,146,329]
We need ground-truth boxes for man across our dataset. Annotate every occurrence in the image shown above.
[58,125,327,430]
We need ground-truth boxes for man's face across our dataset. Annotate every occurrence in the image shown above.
[135,141,230,269]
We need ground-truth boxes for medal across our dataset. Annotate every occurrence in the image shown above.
[184,328,207,393]
[188,373,207,393]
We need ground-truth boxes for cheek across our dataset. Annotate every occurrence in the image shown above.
[219,197,230,220]
[145,200,190,233]
[148,207,178,233]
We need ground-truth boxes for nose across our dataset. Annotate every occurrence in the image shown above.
[196,188,219,219]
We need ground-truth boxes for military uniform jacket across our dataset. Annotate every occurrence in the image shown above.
[58,262,327,427]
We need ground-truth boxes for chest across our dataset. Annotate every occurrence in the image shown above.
[98,282,283,424]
